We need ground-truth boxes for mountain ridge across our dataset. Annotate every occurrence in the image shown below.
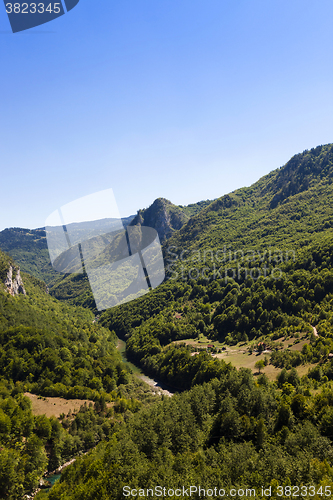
[165,143,333,258]
[3,144,333,498]
[1,143,333,312]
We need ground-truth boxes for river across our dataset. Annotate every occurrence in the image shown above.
[43,473,61,492]
[116,338,174,397]
[40,338,173,494]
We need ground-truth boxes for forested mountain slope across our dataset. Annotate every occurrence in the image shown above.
[45,368,333,500]
[0,249,156,498]
[167,143,333,255]
[99,144,333,388]
[4,144,333,499]
[46,144,333,313]
[0,248,138,399]
[42,143,333,499]
[0,228,58,284]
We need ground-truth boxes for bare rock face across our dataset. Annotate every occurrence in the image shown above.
[130,198,189,242]
[5,265,26,296]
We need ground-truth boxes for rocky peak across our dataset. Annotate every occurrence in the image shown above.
[5,265,26,296]
[130,198,189,242]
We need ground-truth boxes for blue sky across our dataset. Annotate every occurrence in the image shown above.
[0,0,332,230]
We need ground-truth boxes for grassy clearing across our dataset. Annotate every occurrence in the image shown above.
[171,333,314,381]
[212,350,316,381]
[25,393,95,418]
[274,336,309,351]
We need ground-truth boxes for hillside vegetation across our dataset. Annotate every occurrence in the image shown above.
[44,369,333,500]
[4,144,333,499]
[97,144,333,387]
[0,228,58,284]
[0,249,161,498]
[40,143,333,499]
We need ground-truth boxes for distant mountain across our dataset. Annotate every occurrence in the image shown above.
[0,227,58,284]
[178,199,215,217]
[0,197,211,293]
[0,216,135,285]
[0,247,139,496]
[3,142,333,316]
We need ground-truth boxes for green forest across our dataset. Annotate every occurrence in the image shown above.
[2,144,333,498]
[0,254,157,498]
[43,372,333,500]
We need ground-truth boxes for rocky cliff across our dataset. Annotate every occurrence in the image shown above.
[129,198,189,242]
[5,265,26,296]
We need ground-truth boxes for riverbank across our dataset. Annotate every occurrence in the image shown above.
[117,339,174,397]
[47,457,76,477]
[25,338,174,499]
[24,458,77,499]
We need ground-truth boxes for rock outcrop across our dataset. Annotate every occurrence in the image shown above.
[130,198,189,242]
[5,265,26,296]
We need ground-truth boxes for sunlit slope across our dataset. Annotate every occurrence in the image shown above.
[98,144,333,392]
[0,248,128,399]
[167,144,333,259]
[11,144,333,312]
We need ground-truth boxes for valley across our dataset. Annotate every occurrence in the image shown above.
[2,144,333,498]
